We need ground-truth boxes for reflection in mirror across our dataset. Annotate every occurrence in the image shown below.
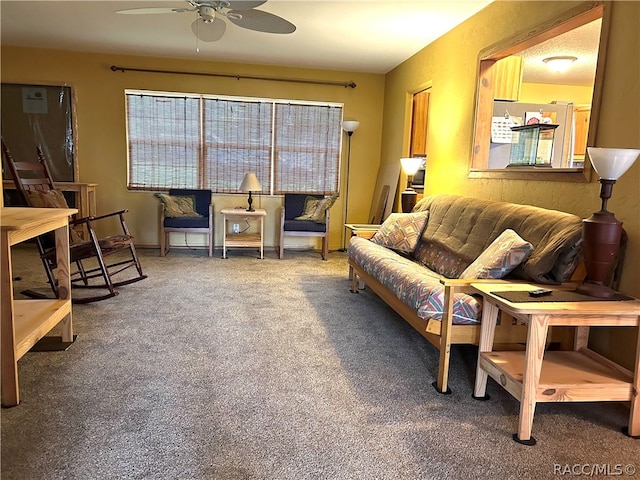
[470,3,608,181]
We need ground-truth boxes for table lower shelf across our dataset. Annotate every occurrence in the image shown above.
[13,299,72,360]
[480,349,634,403]
[225,233,261,247]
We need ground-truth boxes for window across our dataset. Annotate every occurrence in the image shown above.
[125,90,343,194]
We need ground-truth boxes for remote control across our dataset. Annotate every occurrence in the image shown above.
[529,288,553,297]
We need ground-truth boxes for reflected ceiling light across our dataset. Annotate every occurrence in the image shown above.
[543,56,578,72]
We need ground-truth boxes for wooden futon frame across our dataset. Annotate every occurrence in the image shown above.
[349,259,573,394]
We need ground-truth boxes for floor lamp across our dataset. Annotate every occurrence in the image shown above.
[341,120,360,251]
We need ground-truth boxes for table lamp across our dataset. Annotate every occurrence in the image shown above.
[576,147,640,298]
[400,157,424,213]
[239,172,262,212]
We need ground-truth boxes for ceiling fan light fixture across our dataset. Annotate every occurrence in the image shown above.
[543,56,578,72]
[199,5,215,21]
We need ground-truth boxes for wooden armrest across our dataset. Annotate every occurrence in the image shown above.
[71,210,129,226]
[69,216,92,226]
[90,210,129,221]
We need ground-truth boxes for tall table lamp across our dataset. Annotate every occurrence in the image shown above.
[239,172,262,212]
[577,147,640,298]
[400,157,424,213]
[341,119,360,250]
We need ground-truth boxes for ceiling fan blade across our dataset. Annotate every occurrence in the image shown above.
[227,1,267,9]
[227,9,296,34]
[115,7,193,15]
[191,17,226,42]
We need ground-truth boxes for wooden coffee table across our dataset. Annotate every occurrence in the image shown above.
[471,282,640,445]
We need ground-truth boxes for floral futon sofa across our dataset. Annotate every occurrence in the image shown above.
[347,194,583,394]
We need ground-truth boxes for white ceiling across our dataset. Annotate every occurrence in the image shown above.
[0,0,495,74]
[520,18,601,87]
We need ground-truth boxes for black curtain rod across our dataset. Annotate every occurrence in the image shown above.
[110,65,357,89]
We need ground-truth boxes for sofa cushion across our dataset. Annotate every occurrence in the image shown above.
[413,241,470,279]
[460,229,534,279]
[348,237,482,324]
[371,211,429,254]
[414,194,583,284]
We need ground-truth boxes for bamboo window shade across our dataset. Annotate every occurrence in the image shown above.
[126,90,342,194]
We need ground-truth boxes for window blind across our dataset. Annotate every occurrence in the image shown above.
[125,90,342,194]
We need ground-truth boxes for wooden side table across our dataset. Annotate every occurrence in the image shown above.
[1,207,77,407]
[471,282,640,445]
[344,224,380,280]
[344,223,381,241]
[221,208,267,259]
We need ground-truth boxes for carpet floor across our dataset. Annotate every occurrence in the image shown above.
[1,245,638,479]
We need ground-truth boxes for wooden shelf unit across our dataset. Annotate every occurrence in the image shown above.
[1,207,77,407]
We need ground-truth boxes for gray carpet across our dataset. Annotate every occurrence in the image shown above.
[2,245,639,479]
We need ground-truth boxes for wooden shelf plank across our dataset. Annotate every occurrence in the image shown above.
[225,233,261,247]
[481,350,634,402]
[14,299,71,360]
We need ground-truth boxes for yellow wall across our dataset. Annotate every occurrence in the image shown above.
[383,1,640,368]
[0,48,385,251]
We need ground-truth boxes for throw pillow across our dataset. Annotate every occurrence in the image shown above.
[155,193,202,218]
[24,189,69,209]
[460,229,534,279]
[370,211,430,254]
[294,194,338,224]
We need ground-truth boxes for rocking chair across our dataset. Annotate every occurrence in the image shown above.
[1,140,147,303]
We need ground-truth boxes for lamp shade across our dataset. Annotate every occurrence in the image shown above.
[342,120,360,133]
[239,172,262,192]
[587,148,640,180]
[400,157,423,176]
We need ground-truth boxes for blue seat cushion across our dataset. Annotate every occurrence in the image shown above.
[284,219,326,233]
[164,216,210,229]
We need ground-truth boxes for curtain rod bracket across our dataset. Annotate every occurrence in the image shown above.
[110,65,356,89]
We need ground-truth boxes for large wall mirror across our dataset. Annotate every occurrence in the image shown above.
[470,2,609,182]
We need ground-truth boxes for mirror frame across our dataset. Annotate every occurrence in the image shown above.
[469,1,611,182]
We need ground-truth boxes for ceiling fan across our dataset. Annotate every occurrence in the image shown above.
[115,1,296,42]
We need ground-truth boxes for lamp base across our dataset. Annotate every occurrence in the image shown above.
[401,190,418,213]
[579,210,622,298]
[575,282,617,299]
[246,192,255,212]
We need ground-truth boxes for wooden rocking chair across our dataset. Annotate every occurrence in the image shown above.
[1,140,147,303]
